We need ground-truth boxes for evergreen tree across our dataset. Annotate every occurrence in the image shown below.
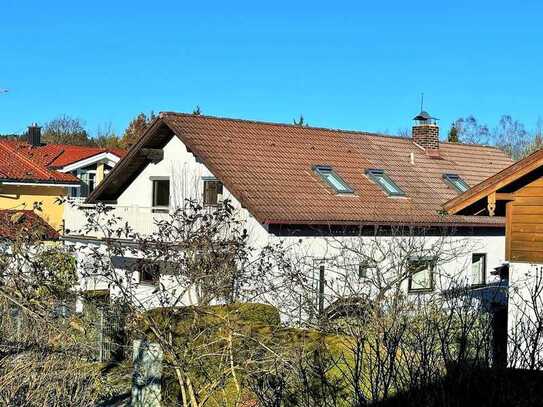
[447,123,459,143]
[293,114,307,126]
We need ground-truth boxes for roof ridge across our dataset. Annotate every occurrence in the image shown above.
[0,142,54,179]
[160,111,410,141]
[160,112,510,152]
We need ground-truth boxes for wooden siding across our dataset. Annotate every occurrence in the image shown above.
[508,177,543,262]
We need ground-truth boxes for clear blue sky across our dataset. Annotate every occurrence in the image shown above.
[1,0,543,137]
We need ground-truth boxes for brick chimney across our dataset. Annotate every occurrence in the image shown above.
[27,123,42,147]
[412,111,440,156]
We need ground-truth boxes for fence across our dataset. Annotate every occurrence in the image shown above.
[0,299,127,363]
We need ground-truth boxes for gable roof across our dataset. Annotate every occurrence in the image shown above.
[444,148,543,215]
[0,210,59,241]
[88,113,513,227]
[0,140,125,185]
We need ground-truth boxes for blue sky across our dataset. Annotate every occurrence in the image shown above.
[1,0,543,137]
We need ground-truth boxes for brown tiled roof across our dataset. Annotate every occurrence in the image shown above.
[89,113,513,227]
[0,210,59,241]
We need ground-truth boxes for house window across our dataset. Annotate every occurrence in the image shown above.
[79,171,96,197]
[366,169,404,196]
[314,165,353,194]
[152,179,170,212]
[443,174,469,193]
[203,179,223,206]
[471,253,486,286]
[139,261,160,285]
[357,262,368,279]
[408,260,434,293]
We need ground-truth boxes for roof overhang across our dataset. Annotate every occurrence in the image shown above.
[444,148,543,215]
[57,152,121,173]
[0,180,81,188]
[86,118,175,203]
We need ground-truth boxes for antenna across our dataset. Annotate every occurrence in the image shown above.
[420,92,424,112]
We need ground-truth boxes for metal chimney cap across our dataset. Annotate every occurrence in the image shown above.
[413,111,438,121]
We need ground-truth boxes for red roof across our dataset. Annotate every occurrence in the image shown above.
[90,113,513,227]
[0,140,125,184]
[0,210,59,240]
[46,145,126,168]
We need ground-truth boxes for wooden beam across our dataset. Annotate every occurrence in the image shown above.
[495,193,515,201]
[140,148,164,164]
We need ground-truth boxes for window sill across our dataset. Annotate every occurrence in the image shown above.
[408,288,434,294]
[151,207,169,214]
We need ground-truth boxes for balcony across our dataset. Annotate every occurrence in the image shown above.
[63,202,171,238]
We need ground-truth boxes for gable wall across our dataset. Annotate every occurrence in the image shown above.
[508,176,543,262]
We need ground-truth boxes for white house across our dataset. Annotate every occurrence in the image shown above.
[63,111,512,320]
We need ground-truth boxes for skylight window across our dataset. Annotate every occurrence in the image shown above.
[443,174,469,193]
[314,165,353,194]
[366,169,404,196]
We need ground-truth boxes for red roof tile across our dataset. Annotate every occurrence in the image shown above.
[90,113,513,227]
[0,140,125,184]
[0,210,59,240]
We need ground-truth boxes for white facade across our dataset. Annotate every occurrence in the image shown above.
[64,136,507,316]
[507,262,543,369]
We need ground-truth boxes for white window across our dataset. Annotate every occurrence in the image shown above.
[152,178,170,213]
[408,260,434,292]
[471,253,486,286]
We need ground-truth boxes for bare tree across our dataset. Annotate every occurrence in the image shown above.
[42,115,95,146]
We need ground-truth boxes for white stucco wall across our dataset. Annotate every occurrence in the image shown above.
[508,262,543,369]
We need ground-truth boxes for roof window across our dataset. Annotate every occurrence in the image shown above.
[366,169,404,196]
[314,165,353,194]
[443,173,469,193]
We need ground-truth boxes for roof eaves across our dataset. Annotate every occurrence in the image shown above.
[444,148,543,214]
[86,117,170,203]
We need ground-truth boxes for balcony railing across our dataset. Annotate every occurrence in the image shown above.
[63,203,171,238]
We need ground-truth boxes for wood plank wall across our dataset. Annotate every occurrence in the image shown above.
[509,177,543,262]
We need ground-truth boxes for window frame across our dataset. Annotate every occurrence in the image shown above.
[407,259,435,293]
[203,178,224,206]
[366,169,405,197]
[138,260,161,285]
[471,253,487,287]
[443,173,470,193]
[313,165,353,194]
[151,177,170,213]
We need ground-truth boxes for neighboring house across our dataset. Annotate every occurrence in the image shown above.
[0,124,125,231]
[444,149,543,368]
[64,111,512,314]
[0,209,59,242]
